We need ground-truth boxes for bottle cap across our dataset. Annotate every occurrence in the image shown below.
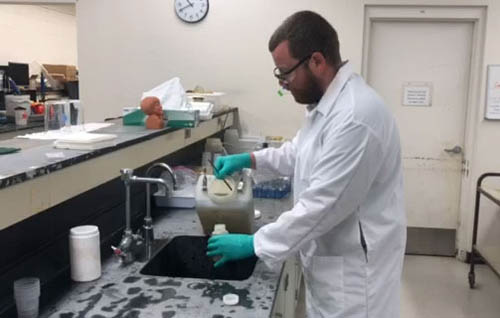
[223,293,239,306]
[254,210,262,219]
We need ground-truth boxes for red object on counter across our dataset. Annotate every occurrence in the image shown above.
[30,103,45,115]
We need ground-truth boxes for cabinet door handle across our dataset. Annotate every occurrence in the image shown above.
[284,273,289,292]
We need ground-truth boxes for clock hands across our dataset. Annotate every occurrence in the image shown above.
[179,0,194,12]
[179,5,189,12]
[176,0,207,22]
[179,4,191,12]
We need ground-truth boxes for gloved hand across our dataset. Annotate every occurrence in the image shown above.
[206,234,255,268]
[214,153,252,179]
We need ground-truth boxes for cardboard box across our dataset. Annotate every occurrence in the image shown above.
[43,64,77,82]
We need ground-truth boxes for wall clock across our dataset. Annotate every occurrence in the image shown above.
[175,0,209,23]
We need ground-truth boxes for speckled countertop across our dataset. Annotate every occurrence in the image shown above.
[0,110,234,190]
[40,198,292,318]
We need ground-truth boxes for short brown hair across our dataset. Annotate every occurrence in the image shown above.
[268,11,341,66]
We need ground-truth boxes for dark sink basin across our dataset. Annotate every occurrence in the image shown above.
[140,235,258,281]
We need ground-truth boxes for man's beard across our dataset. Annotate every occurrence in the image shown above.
[291,70,323,105]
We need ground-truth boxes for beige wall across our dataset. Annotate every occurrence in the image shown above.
[76,0,365,137]
[0,4,77,70]
[449,0,500,255]
[77,0,500,254]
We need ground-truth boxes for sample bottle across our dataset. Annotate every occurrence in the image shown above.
[211,224,229,264]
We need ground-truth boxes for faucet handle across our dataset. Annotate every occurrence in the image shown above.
[120,168,134,182]
[133,229,144,241]
[111,245,127,259]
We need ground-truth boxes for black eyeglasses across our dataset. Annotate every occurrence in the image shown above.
[273,54,312,82]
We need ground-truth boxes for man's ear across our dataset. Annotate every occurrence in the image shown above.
[309,51,327,75]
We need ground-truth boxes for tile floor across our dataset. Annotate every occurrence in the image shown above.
[295,255,500,318]
[401,255,500,318]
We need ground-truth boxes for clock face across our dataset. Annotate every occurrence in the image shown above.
[175,0,209,23]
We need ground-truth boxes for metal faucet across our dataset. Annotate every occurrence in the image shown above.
[112,167,171,264]
[142,163,177,261]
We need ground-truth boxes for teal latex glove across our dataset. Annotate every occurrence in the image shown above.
[206,234,255,268]
[214,153,252,179]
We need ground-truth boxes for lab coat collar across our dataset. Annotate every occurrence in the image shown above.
[308,61,353,117]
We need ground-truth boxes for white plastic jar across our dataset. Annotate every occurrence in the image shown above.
[211,224,229,263]
[69,225,101,282]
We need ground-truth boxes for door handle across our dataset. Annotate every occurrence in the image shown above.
[444,145,463,154]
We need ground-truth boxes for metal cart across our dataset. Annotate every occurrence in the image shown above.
[468,172,500,288]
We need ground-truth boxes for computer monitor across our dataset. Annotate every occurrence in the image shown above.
[8,62,29,86]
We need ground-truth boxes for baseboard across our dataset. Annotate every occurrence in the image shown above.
[405,227,456,256]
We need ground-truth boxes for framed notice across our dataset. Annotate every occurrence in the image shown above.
[402,82,432,107]
[486,65,500,120]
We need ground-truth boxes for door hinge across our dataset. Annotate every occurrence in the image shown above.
[462,159,470,177]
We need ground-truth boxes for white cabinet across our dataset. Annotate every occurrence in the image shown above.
[271,255,302,318]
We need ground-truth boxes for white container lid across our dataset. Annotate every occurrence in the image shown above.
[254,209,262,219]
[70,225,99,237]
[223,293,239,306]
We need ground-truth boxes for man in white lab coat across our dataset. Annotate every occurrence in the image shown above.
[207,11,406,318]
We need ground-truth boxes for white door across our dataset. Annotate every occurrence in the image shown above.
[366,20,473,229]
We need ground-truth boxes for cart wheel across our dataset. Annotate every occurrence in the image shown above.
[468,272,475,288]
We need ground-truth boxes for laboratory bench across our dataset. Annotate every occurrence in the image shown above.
[0,121,44,137]
[40,198,295,318]
[0,109,236,223]
[0,109,238,316]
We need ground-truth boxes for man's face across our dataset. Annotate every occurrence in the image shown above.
[272,41,323,105]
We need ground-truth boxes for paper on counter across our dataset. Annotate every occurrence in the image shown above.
[16,123,114,140]
[45,152,66,162]
[54,132,117,150]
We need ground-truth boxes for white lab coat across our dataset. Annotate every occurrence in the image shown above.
[253,62,406,318]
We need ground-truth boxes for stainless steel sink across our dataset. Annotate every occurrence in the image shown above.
[140,235,258,281]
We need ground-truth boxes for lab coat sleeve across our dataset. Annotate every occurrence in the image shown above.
[254,121,385,267]
[252,133,299,176]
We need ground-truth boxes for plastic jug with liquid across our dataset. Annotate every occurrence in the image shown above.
[195,171,254,235]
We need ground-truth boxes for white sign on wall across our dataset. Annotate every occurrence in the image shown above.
[485,65,500,120]
[403,82,432,107]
